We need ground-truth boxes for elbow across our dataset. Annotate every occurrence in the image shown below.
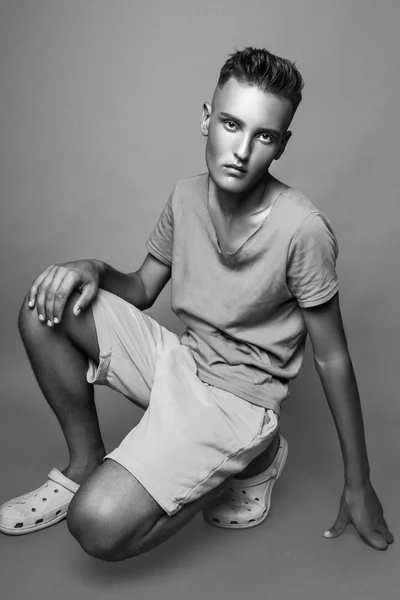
[314,351,352,372]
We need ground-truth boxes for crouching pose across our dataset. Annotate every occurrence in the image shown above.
[0,47,393,559]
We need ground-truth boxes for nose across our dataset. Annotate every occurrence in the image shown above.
[234,134,252,163]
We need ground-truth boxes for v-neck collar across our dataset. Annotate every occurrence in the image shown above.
[206,174,283,257]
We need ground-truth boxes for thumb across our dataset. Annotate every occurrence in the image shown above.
[73,283,97,315]
[324,505,349,539]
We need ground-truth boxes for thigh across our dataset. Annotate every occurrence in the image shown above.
[105,345,279,517]
[67,457,225,559]
[59,291,100,364]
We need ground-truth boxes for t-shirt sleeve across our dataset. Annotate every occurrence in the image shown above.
[145,191,174,266]
[286,212,339,308]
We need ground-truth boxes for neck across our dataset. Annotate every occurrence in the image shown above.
[209,172,277,216]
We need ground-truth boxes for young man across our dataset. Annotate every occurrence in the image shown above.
[0,48,393,558]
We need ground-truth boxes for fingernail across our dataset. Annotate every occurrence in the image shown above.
[323,530,331,537]
[28,300,33,308]
[53,317,59,324]
[38,314,44,322]
[47,320,53,327]
[75,308,81,315]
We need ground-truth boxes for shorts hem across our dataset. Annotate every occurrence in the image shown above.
[179,408,279,505]
[105,407,279,517]
[85,291,114,385]
[86,352,112,385]
[104,449,181,517]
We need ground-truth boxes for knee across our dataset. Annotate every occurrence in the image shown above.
[18,291,79,341]
[66,494,144,562]
[18,295,41,340]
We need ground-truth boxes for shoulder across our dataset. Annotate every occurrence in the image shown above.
[282,190,339,260]
[275,188,336,238]
[278,187,320,221]
[172,172,208,196]
[168,173,209,217]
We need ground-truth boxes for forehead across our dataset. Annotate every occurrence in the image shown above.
[212,78,292,132]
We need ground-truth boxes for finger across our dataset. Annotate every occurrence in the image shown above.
[28,265,54,308]
[324,507,349,539]
[377,514,394,544]
[381,515,389,528]
[52,271,81,324]
[352,514,389,550]
[357,527,388,551]
[375,525,394,545]
[73,282,98,316]
[35,267,58,322]
[44,268,79,325]
[44,269,69,326]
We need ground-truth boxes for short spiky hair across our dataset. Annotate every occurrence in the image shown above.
[217,47,304,115]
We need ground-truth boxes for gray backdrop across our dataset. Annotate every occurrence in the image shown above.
[0,1,399,599]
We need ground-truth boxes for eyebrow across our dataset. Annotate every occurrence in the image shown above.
[219,112,282,138]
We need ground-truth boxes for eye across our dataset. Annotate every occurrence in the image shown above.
[224,120,238,131]
[259,132,273,144]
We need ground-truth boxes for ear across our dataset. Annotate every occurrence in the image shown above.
[274,130,292,161]
[201,102,211,137]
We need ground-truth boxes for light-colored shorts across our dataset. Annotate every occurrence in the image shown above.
[87,289,279,516]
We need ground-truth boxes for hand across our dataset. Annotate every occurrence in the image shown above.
[28,259,102,326]
[324,480,394,550]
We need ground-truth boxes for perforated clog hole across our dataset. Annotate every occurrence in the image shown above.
[255,497,260,501]
[212,518,220,523]
[35,519,43,525]
[54,489,58,493]
[249,519,255,522]
[56,510,61,516]
[241,490,247,494]
[31,508,36,512]
[14,523,23,528]
[230,521,238,524]
[42,498,47,502]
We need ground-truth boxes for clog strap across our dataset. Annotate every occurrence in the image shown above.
[47,468,80,494]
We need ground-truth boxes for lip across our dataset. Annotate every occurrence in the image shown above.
[223,164,247,174]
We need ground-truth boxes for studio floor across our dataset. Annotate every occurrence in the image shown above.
[0,360,398,600]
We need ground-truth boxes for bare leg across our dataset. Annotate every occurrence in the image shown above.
[69,423,284,561]
[67,459,227,561]
[18,293,105,484]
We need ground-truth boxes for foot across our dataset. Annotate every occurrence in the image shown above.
[0,468,80,536]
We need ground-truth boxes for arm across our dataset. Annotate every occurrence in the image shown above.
[96,253,171,309]
[302,292,394,550]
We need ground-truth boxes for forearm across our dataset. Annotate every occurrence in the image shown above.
[93,260,150,310]
[315,355,370,488]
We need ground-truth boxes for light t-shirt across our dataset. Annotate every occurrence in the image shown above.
[145,173,339,414]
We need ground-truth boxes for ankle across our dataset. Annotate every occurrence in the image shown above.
[63,455,105,485]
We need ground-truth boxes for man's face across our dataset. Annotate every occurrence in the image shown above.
[201,77,293,195]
